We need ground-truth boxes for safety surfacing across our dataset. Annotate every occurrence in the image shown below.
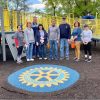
[8,64,80,93]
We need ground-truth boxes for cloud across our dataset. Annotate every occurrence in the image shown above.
[38,0,42,3]
[29,4,45,9]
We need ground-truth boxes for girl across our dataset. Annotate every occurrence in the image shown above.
[14,25,24,64]
[36,24,48,60]
[72,21,82,61]
[81,24,92,62]
[24,22,35,61]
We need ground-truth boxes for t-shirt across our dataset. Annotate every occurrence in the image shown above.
[14,31,24,46]
[81,30,92,43]
[24,28,35,44]
[72,27,82,41]
[48,26,60,40]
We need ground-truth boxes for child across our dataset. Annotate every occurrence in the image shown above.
[81,24,92,62]
[36,24,48,60]
[14,25,24,64]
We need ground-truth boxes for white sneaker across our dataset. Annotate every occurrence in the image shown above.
[27,59,30,62]
[30,59,34,61]
[39,58,42,60]
[44,58,47,60]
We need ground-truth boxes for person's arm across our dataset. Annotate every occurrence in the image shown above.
[68,25,71,39]
[14,32,19,48]
[24,30,28,45]
[57,27,60,42]
[81,31,85,43]
[89,30,93,40]
[48,27,50,41]
[35,31,39,46]
[44,30,48,45]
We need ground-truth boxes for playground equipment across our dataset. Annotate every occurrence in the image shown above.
[6,33,26,61]
[0,9,100,61]
[1,9,100,36]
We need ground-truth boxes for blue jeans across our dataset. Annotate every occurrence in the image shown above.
[33,43,36,57]
[39,44,46,58]
[26,43,33,59]
[60,39,69,58]
[49,40,58,59]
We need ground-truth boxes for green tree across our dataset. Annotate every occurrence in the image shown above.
[43,0,100,17]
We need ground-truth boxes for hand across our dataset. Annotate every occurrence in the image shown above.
[68,39,71,43]
[83,42,88,45]
[36,42,39,46]
[16,46,19,48]
[74,36,77,39]
[25,44,28,48]
[40,39,44,44]
[57,40,59,43]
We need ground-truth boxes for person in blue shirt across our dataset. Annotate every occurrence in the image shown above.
[72,21,82,61]
[36,24,48,60]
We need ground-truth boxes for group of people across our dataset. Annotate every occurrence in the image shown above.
[14,16,93,64]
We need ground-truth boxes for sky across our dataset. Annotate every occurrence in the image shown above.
[27,0,45,10]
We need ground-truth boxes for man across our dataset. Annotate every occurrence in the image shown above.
[32,16,39,58]
[48,19,60,60]
[59,17,71,60]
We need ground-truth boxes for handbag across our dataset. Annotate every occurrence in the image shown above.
[71,41,76,49]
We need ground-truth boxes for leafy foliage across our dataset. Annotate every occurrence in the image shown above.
[43,0,100,17]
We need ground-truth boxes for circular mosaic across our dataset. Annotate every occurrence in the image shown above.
[19,67,69,88]
[8,65,80,93]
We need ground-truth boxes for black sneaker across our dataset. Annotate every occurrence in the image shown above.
[87,59,92,62]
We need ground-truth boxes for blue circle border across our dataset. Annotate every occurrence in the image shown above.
[8,64,80,93]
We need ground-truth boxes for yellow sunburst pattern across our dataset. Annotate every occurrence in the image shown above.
[19,67,70,88]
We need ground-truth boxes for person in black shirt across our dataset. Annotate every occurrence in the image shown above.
[32,16,39,58]
[59,17,71,60]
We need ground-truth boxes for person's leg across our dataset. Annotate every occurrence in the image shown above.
[26,44,30,60]
[43,44,47,59]
[75,41,81,61]
[65,39,69,59]
[87,42,92,61]
[60,39,64,59]
[84,44,88,60]
[75,42,78,59]
[54,40,58,59]
[39,44,42,59]
[36,46,39,57]
[49,40,53,59]
[33,43,36,58]
[19,46,23,61]
[17,47,20,62]
[29,43,33,60]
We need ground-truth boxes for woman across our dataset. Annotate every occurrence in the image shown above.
[14,25,24,64]
[81,24,92,62]
[36,24,48,60]
[72,21,82,61]
[24,22,35,61]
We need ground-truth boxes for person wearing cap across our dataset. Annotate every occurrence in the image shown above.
[59,17,71,60]
[81,24,93,62]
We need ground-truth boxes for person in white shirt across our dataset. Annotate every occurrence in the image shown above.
[24,22,35,62]
[81,24,92,62]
